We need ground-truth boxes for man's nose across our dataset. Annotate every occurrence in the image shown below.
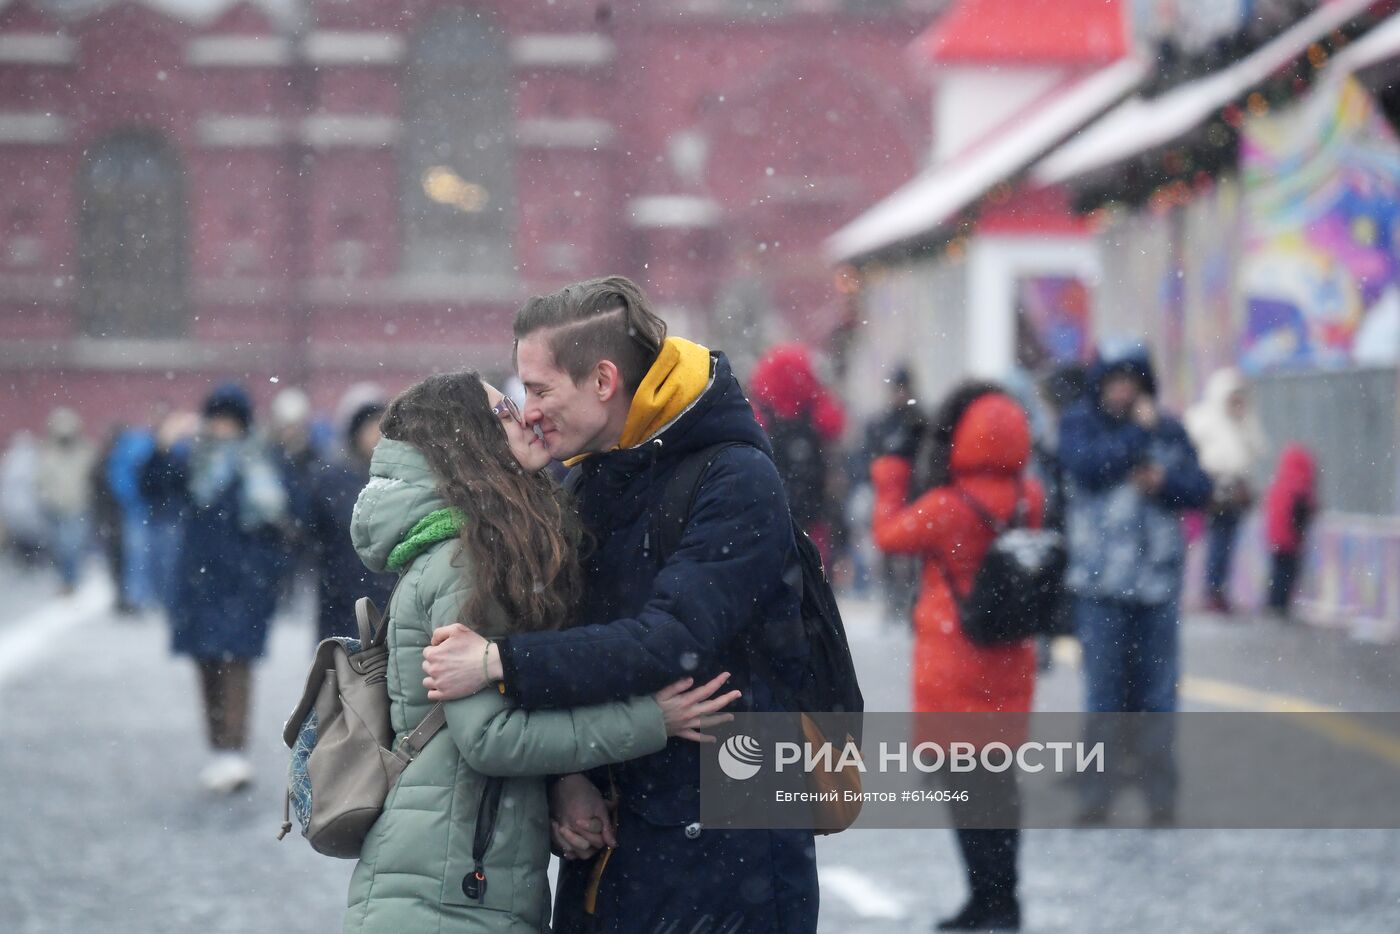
[521,400,543,426]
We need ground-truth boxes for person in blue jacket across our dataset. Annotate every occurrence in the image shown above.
[420,276,818,933]
[1058,343,1212,825]
[105,418,159,614]
[141,384,289,794]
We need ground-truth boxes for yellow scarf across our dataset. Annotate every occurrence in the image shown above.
[564,337,713,466]
[617,337,712,449]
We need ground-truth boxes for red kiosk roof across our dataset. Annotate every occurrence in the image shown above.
[917,0,1128,67]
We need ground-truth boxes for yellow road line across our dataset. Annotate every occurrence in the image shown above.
[1178,676,1335,714]
[1049,637,1400,770]
[1049,637,1333,712]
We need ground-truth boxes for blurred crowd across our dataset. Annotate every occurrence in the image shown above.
[0,338,1325,925]
[739,342,1318,632]
[1,346,1317,632]
[0,382,396,791]
[744,339,1320,928]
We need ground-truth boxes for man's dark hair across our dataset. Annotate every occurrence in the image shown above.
[513,276,667,392]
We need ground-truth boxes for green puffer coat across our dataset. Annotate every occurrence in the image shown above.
[343,438,668,933]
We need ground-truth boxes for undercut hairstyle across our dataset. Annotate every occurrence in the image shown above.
[513,275,667,393]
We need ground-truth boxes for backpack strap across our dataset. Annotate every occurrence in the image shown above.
[952,481,1027,534]
[366,570,448,762]
[935,481,1029,607]
[654,441,810,711]
[396,702,447,763]
[653,441,749,561]
[355,572,408,648]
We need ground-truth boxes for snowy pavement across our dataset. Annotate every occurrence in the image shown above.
[2,570,1398,933]
[818,597,1400,932]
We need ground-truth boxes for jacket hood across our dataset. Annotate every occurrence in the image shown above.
[950,393,1031,477]
[617,337,714,449]
[1202,368,1245,408]
[748,342,847,439]
[351,437,451,574]
[750,343,822,419]
[1088,342,1158,400]
[1274,443,1317,491]
[1185,367,1267,478]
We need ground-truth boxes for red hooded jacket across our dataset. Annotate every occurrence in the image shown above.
[748,343,845,441]
[870,393,1042,716]
[1264,444,1317,553]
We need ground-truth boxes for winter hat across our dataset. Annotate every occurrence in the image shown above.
[202,383,254,431]
[333,381,387,432]
[345,401,385,447]
[270,387,311,428]
[46,407,82,439]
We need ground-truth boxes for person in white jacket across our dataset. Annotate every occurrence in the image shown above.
[37,409,98,593]
[1185,369,1268,613]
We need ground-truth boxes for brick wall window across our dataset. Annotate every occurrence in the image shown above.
[401,8,515,276]
[77,131,187,338]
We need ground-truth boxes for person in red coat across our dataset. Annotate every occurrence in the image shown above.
[749,343,847,561]
[1263,443,1317,616]
[870,382,1043,932]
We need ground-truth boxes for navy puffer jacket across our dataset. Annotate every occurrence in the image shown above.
[497,350,819,933]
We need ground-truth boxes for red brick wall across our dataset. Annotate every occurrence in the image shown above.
[0,0,929,440]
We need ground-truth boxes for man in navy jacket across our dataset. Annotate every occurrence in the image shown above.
[423,276,818,933]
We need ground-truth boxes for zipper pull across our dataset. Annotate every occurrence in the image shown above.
[643,530,652,559]
[463,865,487,900]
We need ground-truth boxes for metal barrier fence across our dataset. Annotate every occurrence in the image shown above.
[1250,365,1397,516]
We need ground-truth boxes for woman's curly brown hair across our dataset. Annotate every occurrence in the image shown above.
[379,371,584,634]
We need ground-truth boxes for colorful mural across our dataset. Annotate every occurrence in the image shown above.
[1013,275,1092,371]
[1240,76,1400,371]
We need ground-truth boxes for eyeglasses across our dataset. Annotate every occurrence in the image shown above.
[491,394,524,428]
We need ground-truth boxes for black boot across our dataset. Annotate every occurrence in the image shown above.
[935,896,1021,931]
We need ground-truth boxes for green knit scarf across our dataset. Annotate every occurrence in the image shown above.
[386,508,465,572]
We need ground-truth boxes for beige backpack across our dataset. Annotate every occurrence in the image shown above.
[276,589,446,858]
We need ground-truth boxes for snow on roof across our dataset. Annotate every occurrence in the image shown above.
[826,55,1147,263]
[1033,0,1375,186]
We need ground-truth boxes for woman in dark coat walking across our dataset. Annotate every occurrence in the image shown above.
[142,384,288,793]
[871,383,1043,932]
[305,397,394,642]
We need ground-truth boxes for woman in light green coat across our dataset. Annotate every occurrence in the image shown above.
[344,372,738,933]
